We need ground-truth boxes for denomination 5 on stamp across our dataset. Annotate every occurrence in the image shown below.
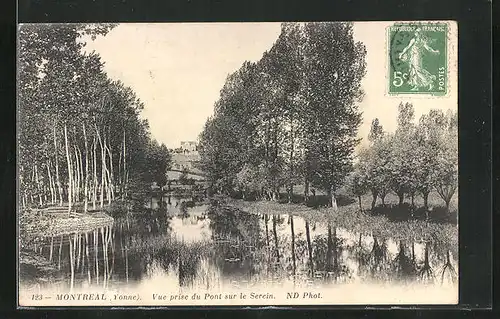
[388,22,447,95]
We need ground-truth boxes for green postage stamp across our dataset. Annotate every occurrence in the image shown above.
[388,22,447,95]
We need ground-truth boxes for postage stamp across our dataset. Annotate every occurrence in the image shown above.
[388,22,448,95]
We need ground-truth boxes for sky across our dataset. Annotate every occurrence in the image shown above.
[83,22,457,149]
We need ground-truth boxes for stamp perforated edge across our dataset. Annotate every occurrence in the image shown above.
[384,20,457,99]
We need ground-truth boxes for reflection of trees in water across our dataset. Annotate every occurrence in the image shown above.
[207,205,263,278]
[429,239,457,285]
[112,207,213,288]
[352,234,456,285]
[114,209,172,282]
[33,201,458,291]
[305,221,314,276]
[370,237,389,273]
[392,240,418,282]
[290,215,296,276]
[115,204,172,239]
[417,241,434,283]
[127,238,211,288]
[179,201,189,219]
[439,250,457,284]
[256,214,311,283]
[264,214,270,247]
[36,225,115,290]
[136,207,172,236]
[311,224,351,283]
[351,234,387,281]
[283,215,309,281]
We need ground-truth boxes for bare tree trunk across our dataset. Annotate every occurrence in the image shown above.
[77,145,84,203]
[371,189,378,210]
[46,160,55,204]
[30,166,35,205]
[53,121,63,206]
[64,124,73,215]
[304,178,309,203]
[83,123,89,213]
[71,149,78,208]
[381,192,387,206]
[422,191,429,210]
[103,141,110,206]
[328,186,338,210]
[397,191,404,207]
[92,136,98,210]
[445,198,451,213]
[34,164,43,207]
[95,124,105,208]
[104,134,113,204]
[73,146,80,204]
[123,129,127,200]
[106,131,114,201]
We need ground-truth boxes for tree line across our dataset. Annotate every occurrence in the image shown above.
[198,22,367,209]
[19,24,171,214]
[198,22,458,216]
[348,103,458,214]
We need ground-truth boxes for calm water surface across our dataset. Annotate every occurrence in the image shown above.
[24,196,458,293]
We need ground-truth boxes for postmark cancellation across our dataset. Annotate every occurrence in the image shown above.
[388,22,448,96]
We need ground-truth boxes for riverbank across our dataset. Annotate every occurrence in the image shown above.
[20,208,114,252]
[19,250,65,288]
[21,211,114,239]
[19,209,114,288]
[227,198,458,252]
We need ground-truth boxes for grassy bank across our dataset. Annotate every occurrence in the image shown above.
[19,206,115,287]
[226,193,458,252]
[20,207,114,248]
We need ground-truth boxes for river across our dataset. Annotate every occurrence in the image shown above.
[19,196,458,305]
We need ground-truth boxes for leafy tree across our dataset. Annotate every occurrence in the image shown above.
[199,22,367,209]
[235,164,262,200]
[414,110,447,209]
[302,22,366,209]
[368,118,384,143]
[143,140,171,188]
[433,110,458,212]
[345,169,368,210]
[358,118,392,209]
[265,23,305,202]
[389,102,418,207]
[18,23,170,214]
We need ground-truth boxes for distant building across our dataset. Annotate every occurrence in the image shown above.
[180,141,197,153]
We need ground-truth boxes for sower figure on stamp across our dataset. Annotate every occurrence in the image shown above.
[398,28,440,91]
